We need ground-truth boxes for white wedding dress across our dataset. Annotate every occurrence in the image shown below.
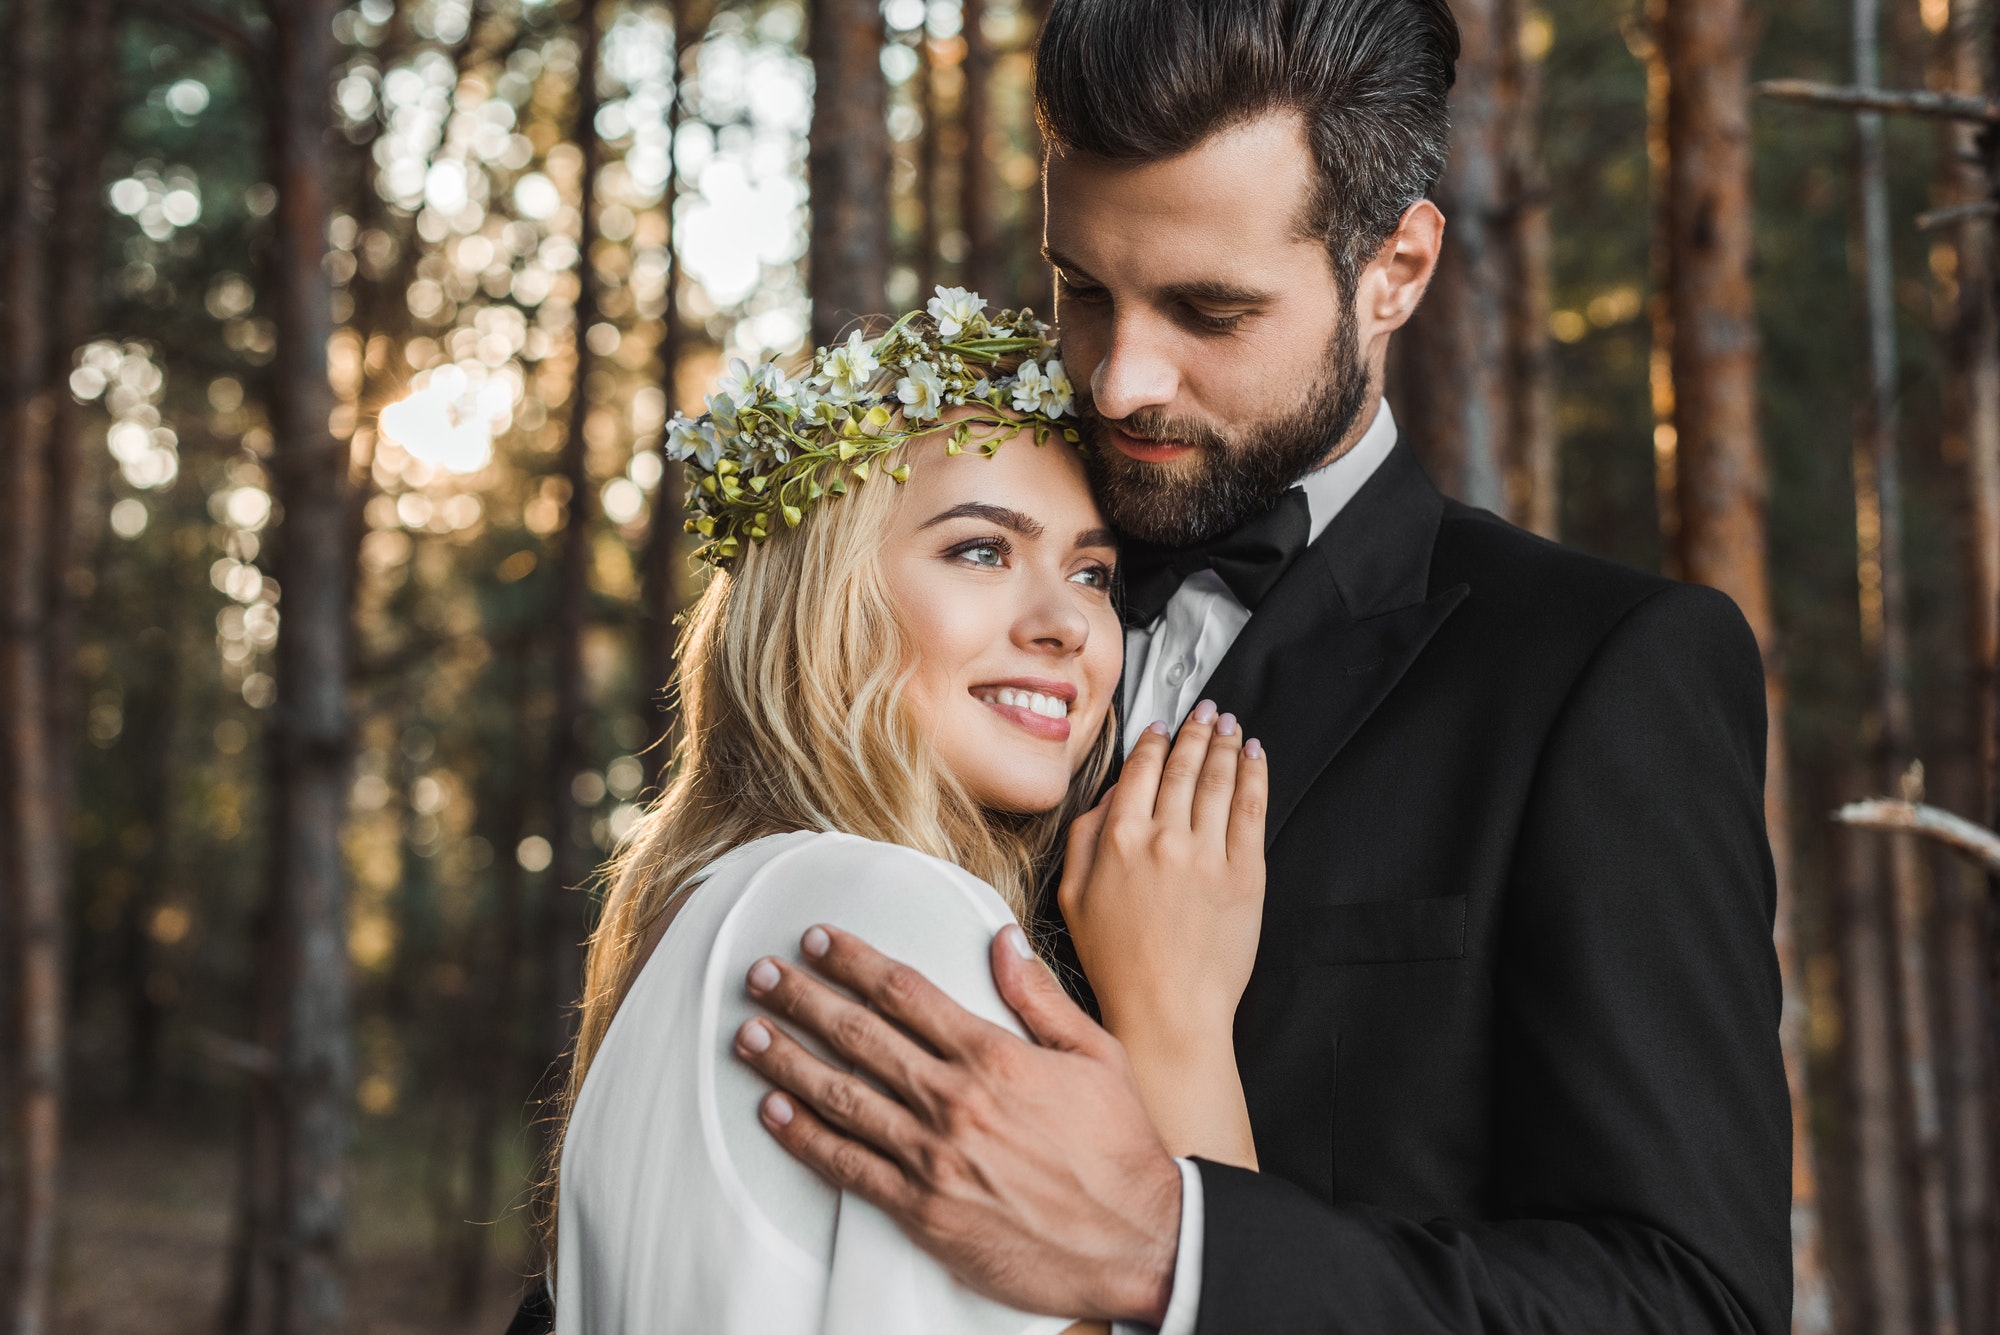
[554,829,1078,1335]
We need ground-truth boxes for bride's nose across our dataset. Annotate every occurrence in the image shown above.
[1014,576,1091,656]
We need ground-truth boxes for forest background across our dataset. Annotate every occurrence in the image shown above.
[0,0,1996,1332]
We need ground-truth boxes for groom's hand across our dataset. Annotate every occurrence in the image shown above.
[734,923,1183,1324]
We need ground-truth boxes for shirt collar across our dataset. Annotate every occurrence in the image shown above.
[1297,397,1398,546]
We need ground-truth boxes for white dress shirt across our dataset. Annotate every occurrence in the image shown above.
[1111,399,1398,1335]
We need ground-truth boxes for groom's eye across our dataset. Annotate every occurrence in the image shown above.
[1055,272,1108,304]
[1183,304,1249,334]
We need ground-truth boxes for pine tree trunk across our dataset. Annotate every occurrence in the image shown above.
[959,0,1003,305]
[1656,0,1830,1328]
[808,0,891,344]
[259,1,357,1329]
[917,32,941,300]
[1842,800,1917,1335]
[545,0,604,1077]
[1852,0,1957,1329]
[1398,0,1508,514]
[642,6,704,780]
[2,0,65,1327]
[1933,4,1999,1331]
[1499,0,1556,539]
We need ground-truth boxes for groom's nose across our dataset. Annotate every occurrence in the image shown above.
[1089,315,1182,421]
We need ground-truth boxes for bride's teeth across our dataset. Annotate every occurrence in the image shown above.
[1029,692,1048,714]
[997,688,1018,707]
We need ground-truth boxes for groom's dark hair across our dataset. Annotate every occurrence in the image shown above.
[1034,0,1459,290]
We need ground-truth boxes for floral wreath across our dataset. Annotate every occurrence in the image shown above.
[664,287,1078,566]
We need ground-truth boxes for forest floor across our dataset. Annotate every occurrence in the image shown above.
[56,1111,531,1334]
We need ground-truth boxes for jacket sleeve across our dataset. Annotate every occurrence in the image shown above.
[1192,582,1793,1335]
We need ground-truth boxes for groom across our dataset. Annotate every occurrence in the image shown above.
[739,1,1792,1332]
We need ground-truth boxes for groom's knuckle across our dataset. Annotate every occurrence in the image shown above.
[877,961,926,1011]
[829,1006,876,1054]
[826,1140,872,1188]
[820,1073,864,1120]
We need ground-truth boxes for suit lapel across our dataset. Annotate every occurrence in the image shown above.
[1195,443,1468,847]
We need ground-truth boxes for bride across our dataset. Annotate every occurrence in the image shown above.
[549,293,1267,1334]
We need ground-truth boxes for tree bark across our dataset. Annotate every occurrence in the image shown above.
[257,1,357,1330]
[642,2,708,783]
[1841,803,1917,1335]
[545,0,604,1079]
[1500,0,1556,540]
[1397,0,1509,515]
[808,0,892,344]
[917,32,941,301]
[2,0,64,1327]
[959,0,1003,305]
[1852,0,1957,1329]
[1932,2,1998,1328]
[1655,2,1831,1329]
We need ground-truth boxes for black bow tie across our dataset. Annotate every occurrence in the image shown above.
[1118,488,1312,627]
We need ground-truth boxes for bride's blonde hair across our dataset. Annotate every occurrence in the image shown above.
[546,434,1115,1238]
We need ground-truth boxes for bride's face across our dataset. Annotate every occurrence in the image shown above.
[881,424,1122,814]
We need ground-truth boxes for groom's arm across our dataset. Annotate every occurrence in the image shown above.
[1194,581,1793,1334]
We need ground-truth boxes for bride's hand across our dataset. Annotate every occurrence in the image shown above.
[1057,701,1266,1166]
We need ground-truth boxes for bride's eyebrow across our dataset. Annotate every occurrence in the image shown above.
[919,502,1045,537]
[1074,527,1117,551]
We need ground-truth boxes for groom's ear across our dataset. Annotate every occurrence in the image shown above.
[1359,200,1446,337]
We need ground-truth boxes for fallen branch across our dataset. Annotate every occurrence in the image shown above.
[1916,200,2000,231]
[1755,78,2000,123]
[1833,798,2000,875]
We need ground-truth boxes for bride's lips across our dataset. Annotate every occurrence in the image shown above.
[1108,426,1197,464]
[971,678,1076,743]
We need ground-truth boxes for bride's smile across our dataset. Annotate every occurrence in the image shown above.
[881,420,1122,815]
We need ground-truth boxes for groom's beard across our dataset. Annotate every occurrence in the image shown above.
[1078,317,1370,548]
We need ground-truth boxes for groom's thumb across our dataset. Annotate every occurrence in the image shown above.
[992,926,1098,1054]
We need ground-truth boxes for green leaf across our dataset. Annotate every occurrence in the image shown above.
[851,461,871,481]
[889,464,911,484]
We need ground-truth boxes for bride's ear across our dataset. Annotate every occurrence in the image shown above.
[1359,200,1445,337]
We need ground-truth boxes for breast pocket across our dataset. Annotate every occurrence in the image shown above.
[1285,893,1468,966]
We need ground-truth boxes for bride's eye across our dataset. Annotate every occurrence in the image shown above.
[947,537,1009,569]
[1069,563,1113,590]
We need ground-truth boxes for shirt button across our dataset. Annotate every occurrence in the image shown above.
[1164,661,1189,687]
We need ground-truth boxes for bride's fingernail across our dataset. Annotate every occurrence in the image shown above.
[748,958,781,992]
[1245,738,1263,759]
[801,926,831,958]
[764,1093,795,1126]
[1147,720,1169,736]
[738,1019,771,1053]
[1002,924,1033,959]
[1217,713,1238,737]
[1192,699,1217,724]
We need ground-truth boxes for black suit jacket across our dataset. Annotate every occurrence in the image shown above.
[1052,442,1792,1335]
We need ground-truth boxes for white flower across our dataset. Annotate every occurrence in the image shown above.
[1039,359,1074,417]
[706,390,741,437]
[927,286,986,340]
[897,359,946,422]
[717,358,764,403]
[1010,360,1050,414]
[971,376,993,402]
[665,416,702,462]
[818,330,880,401]
[667,418,726,469]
